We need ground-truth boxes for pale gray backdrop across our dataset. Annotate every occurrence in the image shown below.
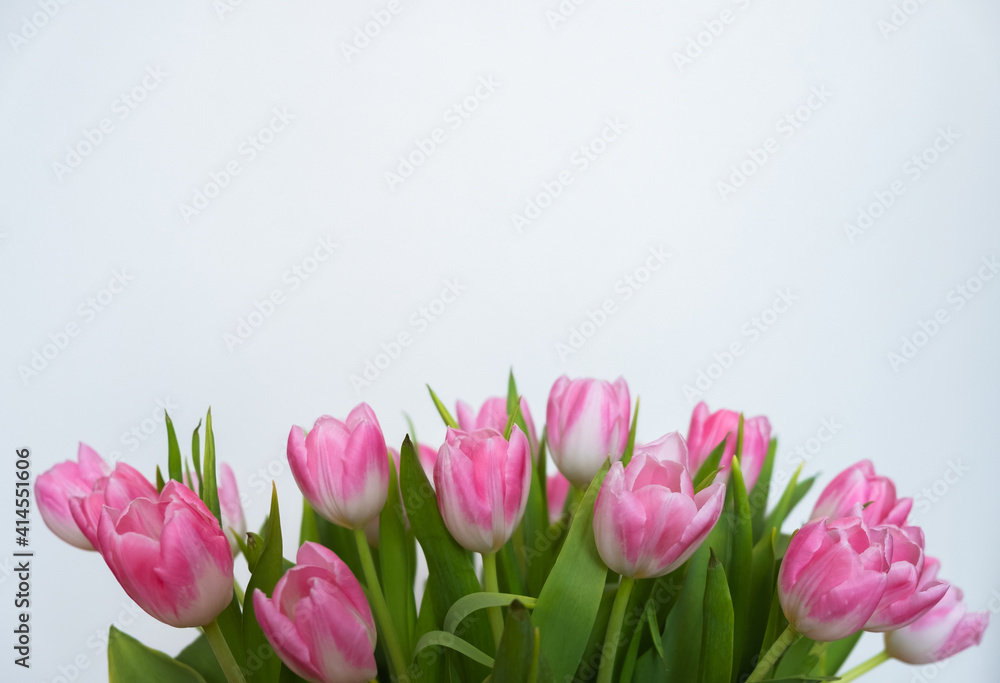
[1,1,998,681]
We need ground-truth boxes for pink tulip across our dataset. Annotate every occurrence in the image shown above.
[457,396,539,454]
[546,376,631,487]
[546,472,572,526]
[687,402,771,490]
[778,511,892,641]
[69,462,159,550]
[811,460,912,527]
[97,480,234,628]
[885,560,990,664]
[633,432,690,471]
[253,542,377,683]
[35,443,111,550]
[593,452,725,579]
[865,526,948,631]
[365,442,439,546]
[287,404,389,530]
[434,427,531,554]
[187,464,246,555]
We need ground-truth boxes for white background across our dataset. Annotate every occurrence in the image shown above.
[2,1,999,681]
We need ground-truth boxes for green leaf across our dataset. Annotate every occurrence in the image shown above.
[740,529,778,679]
[191,420,204,494]
[298,498,318,546]
[380,454,416,659]
[811,631,862,676]
[660,540,711,682]
[758,581,789,662]
[734,414,745,460]
[427,384,459,428]
[531,461,611,682]
[412,630,495,669]
[522,438,550,596]
[444,592,537,634]
[243,532,265,573]
[503,398,522,441]
[492,600,551,683]
[748,438,777,542]
[202,408,221,524]
[176,635,227,683]
[404,412,419,444]
[762,463,803,540]
[108,627,207,683]
[155,466,166,493]
[165,412,183,483]
[243,484,284,683]
[773,637,825,678]
[700,550,734,683]
[400,436,493,681]
[618,613,644,683]
[577,584,616,681]
[788,476,816,516]
[620,398,640,466]
[727,457,753,682]
[412,580,447,682]
[693,439,730,491]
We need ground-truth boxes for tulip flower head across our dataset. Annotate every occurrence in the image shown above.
[457,396,539,454]
[186,464,246,555]
[811,460,912,527]
[865,526,948,631]
[68,462,159,551]
[253,542,378,683]
[687,402,771,490]
[885,560,990,664]
[778,510,893,641]
[546,471,572,526]
[35,443,112,550]
[287,403,389,530]
[547,376,631,487]
[632,431,690,471]
[97,480,234,628]
[434,426,532,554]
[593,452,725,579]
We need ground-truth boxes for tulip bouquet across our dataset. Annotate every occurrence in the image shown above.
[38,373,988,683]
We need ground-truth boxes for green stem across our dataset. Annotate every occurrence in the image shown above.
[203,619,247,683]
[233,578,245,606]
[837,650,891,682]
[746,625,800,683]
[596,576,635,683]
[481,551,504,648]
[354,528,410,683]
